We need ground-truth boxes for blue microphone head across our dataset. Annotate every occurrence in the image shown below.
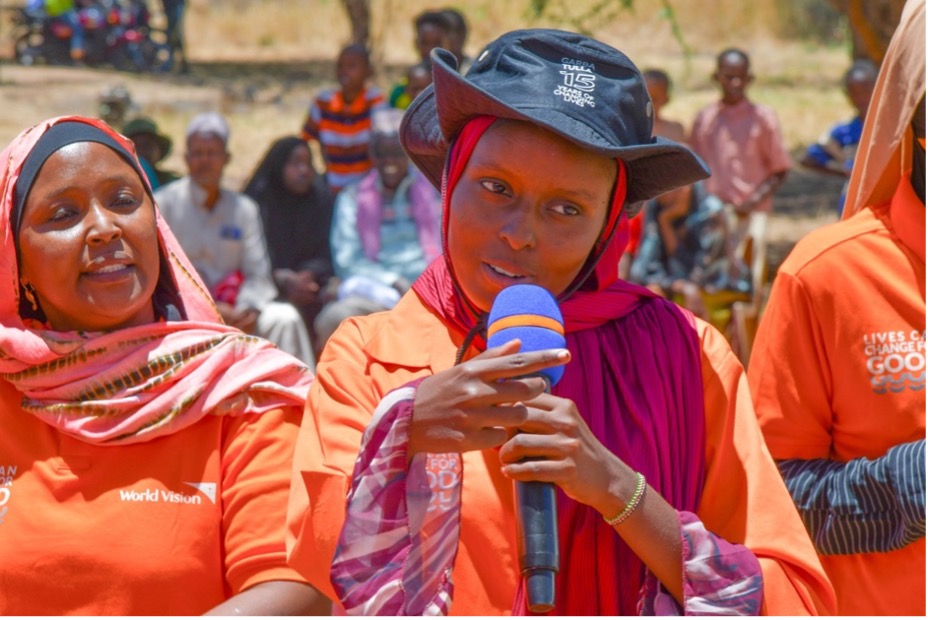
[486,284,566,387]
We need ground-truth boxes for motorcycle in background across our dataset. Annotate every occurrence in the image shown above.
[11,0,173,72]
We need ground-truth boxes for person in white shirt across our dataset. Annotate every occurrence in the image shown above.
[155,112,315,369]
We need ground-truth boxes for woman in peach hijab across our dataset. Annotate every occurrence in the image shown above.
[0,115,327,615]
[749,1,926,614]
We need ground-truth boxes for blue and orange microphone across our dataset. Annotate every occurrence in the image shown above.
[487,284,566,613]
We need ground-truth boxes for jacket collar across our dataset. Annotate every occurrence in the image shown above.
[363,291,462,373]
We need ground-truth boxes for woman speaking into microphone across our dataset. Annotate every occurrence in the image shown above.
[286,29,835,616]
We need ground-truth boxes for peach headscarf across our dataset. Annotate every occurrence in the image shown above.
[0,116,312,445]
[843,0,926,218]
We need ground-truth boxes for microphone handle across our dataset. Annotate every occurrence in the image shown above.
[516,479,559,613]
[515,374,559,613]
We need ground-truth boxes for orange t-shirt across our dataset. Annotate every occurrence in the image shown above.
[286,291,834,615]
[749,177,926,615]
[0,379,307,615]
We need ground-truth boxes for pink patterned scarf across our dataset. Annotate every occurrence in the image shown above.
[411,116,707,615]
[0,116,311,446]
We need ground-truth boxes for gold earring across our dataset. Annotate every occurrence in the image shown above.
[21,280,39,312]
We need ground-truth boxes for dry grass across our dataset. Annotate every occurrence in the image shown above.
[0,0,856,189]
[179,0,857,148]
[180,0,804,63]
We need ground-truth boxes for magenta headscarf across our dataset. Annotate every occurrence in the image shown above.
[412,116,707,615]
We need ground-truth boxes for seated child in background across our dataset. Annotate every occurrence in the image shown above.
[301,43,387,193]
[800,60,879,216]
[313,109,441,353]
[630,181,750,333]
[621,68,688,278]
[390,62,433,110]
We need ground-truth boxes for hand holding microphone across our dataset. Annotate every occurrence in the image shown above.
[408,326,569,459]
[488,285,647,612]
[409,283,618,613]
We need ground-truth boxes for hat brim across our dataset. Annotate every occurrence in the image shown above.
[401,48,710,203]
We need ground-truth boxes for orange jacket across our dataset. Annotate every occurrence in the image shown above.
[751,177,926,615]
[287,291,835,615]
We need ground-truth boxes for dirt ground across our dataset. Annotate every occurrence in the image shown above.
[0,61,329,185]
[0,60,845,284]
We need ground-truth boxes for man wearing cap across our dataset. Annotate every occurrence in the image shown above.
[123,116,180,189]
[155,112,315,369]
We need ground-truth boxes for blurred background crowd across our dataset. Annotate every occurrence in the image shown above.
[0,0,905,364]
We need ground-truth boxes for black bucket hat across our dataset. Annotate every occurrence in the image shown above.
[401,28,710,203]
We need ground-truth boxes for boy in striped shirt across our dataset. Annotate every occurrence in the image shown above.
[301,44,388,193]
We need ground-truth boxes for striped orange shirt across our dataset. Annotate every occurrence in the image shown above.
[301,86,388,192]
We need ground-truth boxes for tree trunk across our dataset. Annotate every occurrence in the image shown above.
[341,0,371,48]
[826,0,906,63]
